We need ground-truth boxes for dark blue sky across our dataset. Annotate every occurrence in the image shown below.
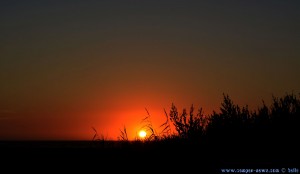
[1,0,299,140]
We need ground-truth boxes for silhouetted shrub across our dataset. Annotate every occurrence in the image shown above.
[167,103,208,140]
[204,92,300,152]
[206,94,253,141]
[112,92,299,156]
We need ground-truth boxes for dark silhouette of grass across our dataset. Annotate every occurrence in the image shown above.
[206,93,299,147]
[113,92,298,171]
[115,93,298,148]
[118,125,129,141]
[140,108,159,141]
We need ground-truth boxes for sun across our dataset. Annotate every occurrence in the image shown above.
[138,130,147,139]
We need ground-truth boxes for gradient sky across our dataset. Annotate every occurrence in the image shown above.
[1,0,299,140]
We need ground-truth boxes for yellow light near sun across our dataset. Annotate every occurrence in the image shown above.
[138,130,147,139]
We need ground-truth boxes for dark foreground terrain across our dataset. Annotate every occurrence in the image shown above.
[2,94,299,173]
[1,140,298,173]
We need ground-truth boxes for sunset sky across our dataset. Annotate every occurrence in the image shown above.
[1,0,299,140]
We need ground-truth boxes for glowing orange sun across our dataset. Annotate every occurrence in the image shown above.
[138,130,147,139]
